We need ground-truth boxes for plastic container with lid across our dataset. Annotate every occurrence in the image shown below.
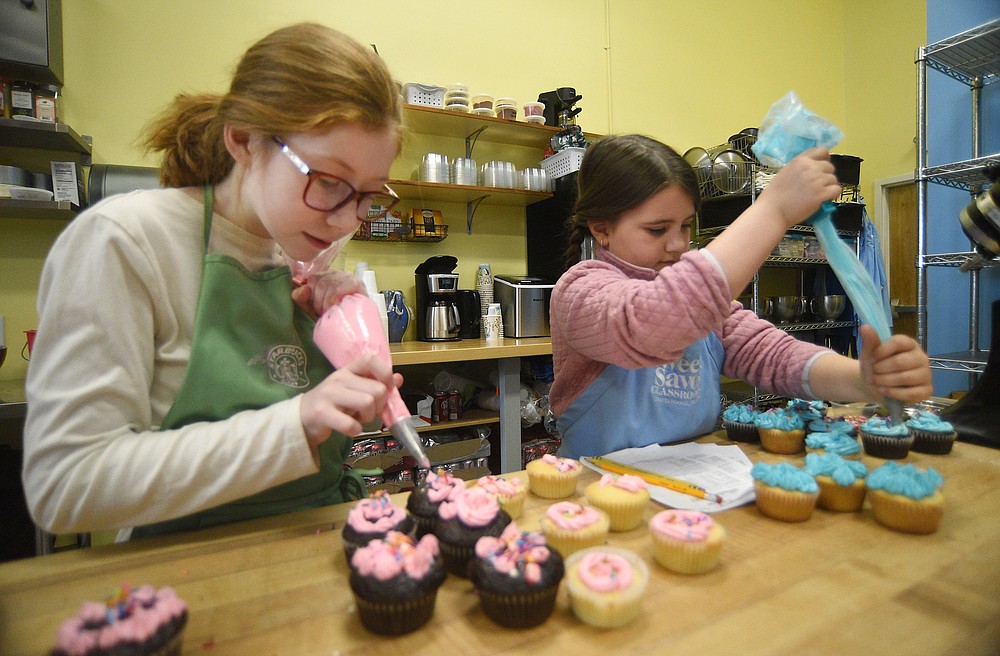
[471,94,494,111]
[494,97,517,120]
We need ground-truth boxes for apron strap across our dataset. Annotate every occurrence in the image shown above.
[202,186,214,252]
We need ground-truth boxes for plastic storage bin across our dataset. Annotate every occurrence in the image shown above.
[539,147,586,180]
[403,82,446,107]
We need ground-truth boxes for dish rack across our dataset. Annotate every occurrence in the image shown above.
[352,220,448,243]
[693,134,771,201]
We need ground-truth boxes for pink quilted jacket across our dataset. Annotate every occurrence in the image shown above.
[548,247,832,416]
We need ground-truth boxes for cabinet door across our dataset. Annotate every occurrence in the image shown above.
[0,0,63,85]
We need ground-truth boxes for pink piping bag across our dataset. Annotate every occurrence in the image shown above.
[313,293,430,469]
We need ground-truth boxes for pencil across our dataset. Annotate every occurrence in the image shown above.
[588,456,724,504]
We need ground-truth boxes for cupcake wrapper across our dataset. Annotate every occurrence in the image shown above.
[815,477,867,512]
[758,428,805,455]
[564,547,648,629]
[869,489,943,534]
[543,530,609,558]
[753,481,818,522]
[861,432,914,459]
[477,586,560,628]
[354,590,438,635]
[723,420,759,443]
[910,429,956,455]
[651,531,724,574]
[438,540,476,578]
[527,475,580,499]
[495,493,526,520]
[412,514,437,538]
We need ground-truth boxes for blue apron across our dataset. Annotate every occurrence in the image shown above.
[556,335,725,459]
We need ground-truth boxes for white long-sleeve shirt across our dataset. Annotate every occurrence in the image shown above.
[23,188,318,535]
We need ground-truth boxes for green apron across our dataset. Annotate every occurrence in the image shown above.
[131,187,365,539]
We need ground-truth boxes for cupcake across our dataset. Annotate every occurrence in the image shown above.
[803,452,868,512]
[808,416,858,437]
[860,416,913,459]
[905,410,957,455]
[435,486,512,577]
[51,585,188,656]
[539,501,610,557]
[349,531,446,635]
[754,408,806,454]
[866,461,944,534]
[786,398,827,421]
[564,546,649,628]
[584,473,650,531]
[342,490,416,561]
[751,461,820,522]
[525,454,583,499]
[804,430,862,459]
[721,403,759,442]
[838,414,868,436]
[406,469,466,537]
[470,522,565,628]
[474,474,529,520]
[648,509,725,574]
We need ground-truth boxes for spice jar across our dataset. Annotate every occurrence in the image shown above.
[33,84,59,123]
[0,78,10,119]
[10,81,34,118]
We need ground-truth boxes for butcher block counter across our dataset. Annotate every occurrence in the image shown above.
[1,432,997,656]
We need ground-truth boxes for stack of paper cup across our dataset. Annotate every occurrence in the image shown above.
[355,262,389,341]
[476,263,493,336]
[483,302,503,341]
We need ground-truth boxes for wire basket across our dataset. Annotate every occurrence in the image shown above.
[540,147,586,179]
[352,220,448,243]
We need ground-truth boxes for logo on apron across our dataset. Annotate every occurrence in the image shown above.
[651,354,702,406]
[265,344,310,388]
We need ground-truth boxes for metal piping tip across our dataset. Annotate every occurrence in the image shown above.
[390,419,430,470]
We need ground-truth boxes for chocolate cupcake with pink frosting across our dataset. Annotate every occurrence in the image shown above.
[435,486,511,577]
[406,469,466,537]
[349,531,446,635]
[342,490,415,561]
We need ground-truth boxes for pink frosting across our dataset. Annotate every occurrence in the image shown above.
[425,469,466,504]
[53,585,187,656]
[545,502,602,530]
[347,491,408,534]
[575,551,634,592]
[474,522,551,585]
[350,531,440,581]
[540,453,581,472]
[650,510,715,542]
[475,475,523,497]
[597,473,648,492]
[438,487,500,527]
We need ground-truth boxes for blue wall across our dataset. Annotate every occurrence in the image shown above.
[925,1,1000,395]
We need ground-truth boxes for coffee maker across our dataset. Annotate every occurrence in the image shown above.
[537,87,583,127]
[415,256,461,342]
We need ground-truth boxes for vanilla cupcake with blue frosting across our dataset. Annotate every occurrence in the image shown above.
[754,408,806,455]
[905,410,957,455]
[721,403,759,442]
[866,461,944,534]
[805,431,862,459]
[860,416,913,459]
[751,461,819,522]
[804,452,868,512]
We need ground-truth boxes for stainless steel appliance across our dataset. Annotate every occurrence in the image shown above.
[493,275,554,338]
[415,256,461,342]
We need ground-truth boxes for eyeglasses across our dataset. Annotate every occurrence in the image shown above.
[271,136,399,220]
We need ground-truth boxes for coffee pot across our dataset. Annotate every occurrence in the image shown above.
[414,256,462,342]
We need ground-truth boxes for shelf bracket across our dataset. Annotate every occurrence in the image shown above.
[466,194,489,234]
[465,127,488,159]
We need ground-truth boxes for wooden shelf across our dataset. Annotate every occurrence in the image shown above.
[360,408,499,441]
[0,117,92,154]
[389,337,552,366]
[402,104,599,149]
[389,179,551,207]
[0,198,77,220]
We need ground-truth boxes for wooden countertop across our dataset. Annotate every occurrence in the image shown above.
[2,433,998,656]
[390,336,552,366]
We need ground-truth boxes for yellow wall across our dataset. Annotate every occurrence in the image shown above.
[0,0,925,383]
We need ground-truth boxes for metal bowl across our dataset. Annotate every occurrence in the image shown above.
[810,295,847,321]
[711,150,750,195]
[765,295,806,323]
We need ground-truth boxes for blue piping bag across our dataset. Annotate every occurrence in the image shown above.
[753,92,905,424]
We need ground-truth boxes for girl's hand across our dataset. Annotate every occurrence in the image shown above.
[757,147,842,229]
[298,352,404,448]
[858,325,933,404]
[292,270,367,320]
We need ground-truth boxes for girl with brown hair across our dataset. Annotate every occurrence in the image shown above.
[25,23,404,538]
[549,134,931,458]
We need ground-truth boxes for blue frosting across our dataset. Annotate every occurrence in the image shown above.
[808,417,855,436]
[754,408,805,431]
[804,452,867,486]
[866,461,943,500]
[861,416,910,437]
[786,398,825,421]
[905,410,954,433]
[805,431,861,456]
[722,403,757,423]
[751,461,818,493]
